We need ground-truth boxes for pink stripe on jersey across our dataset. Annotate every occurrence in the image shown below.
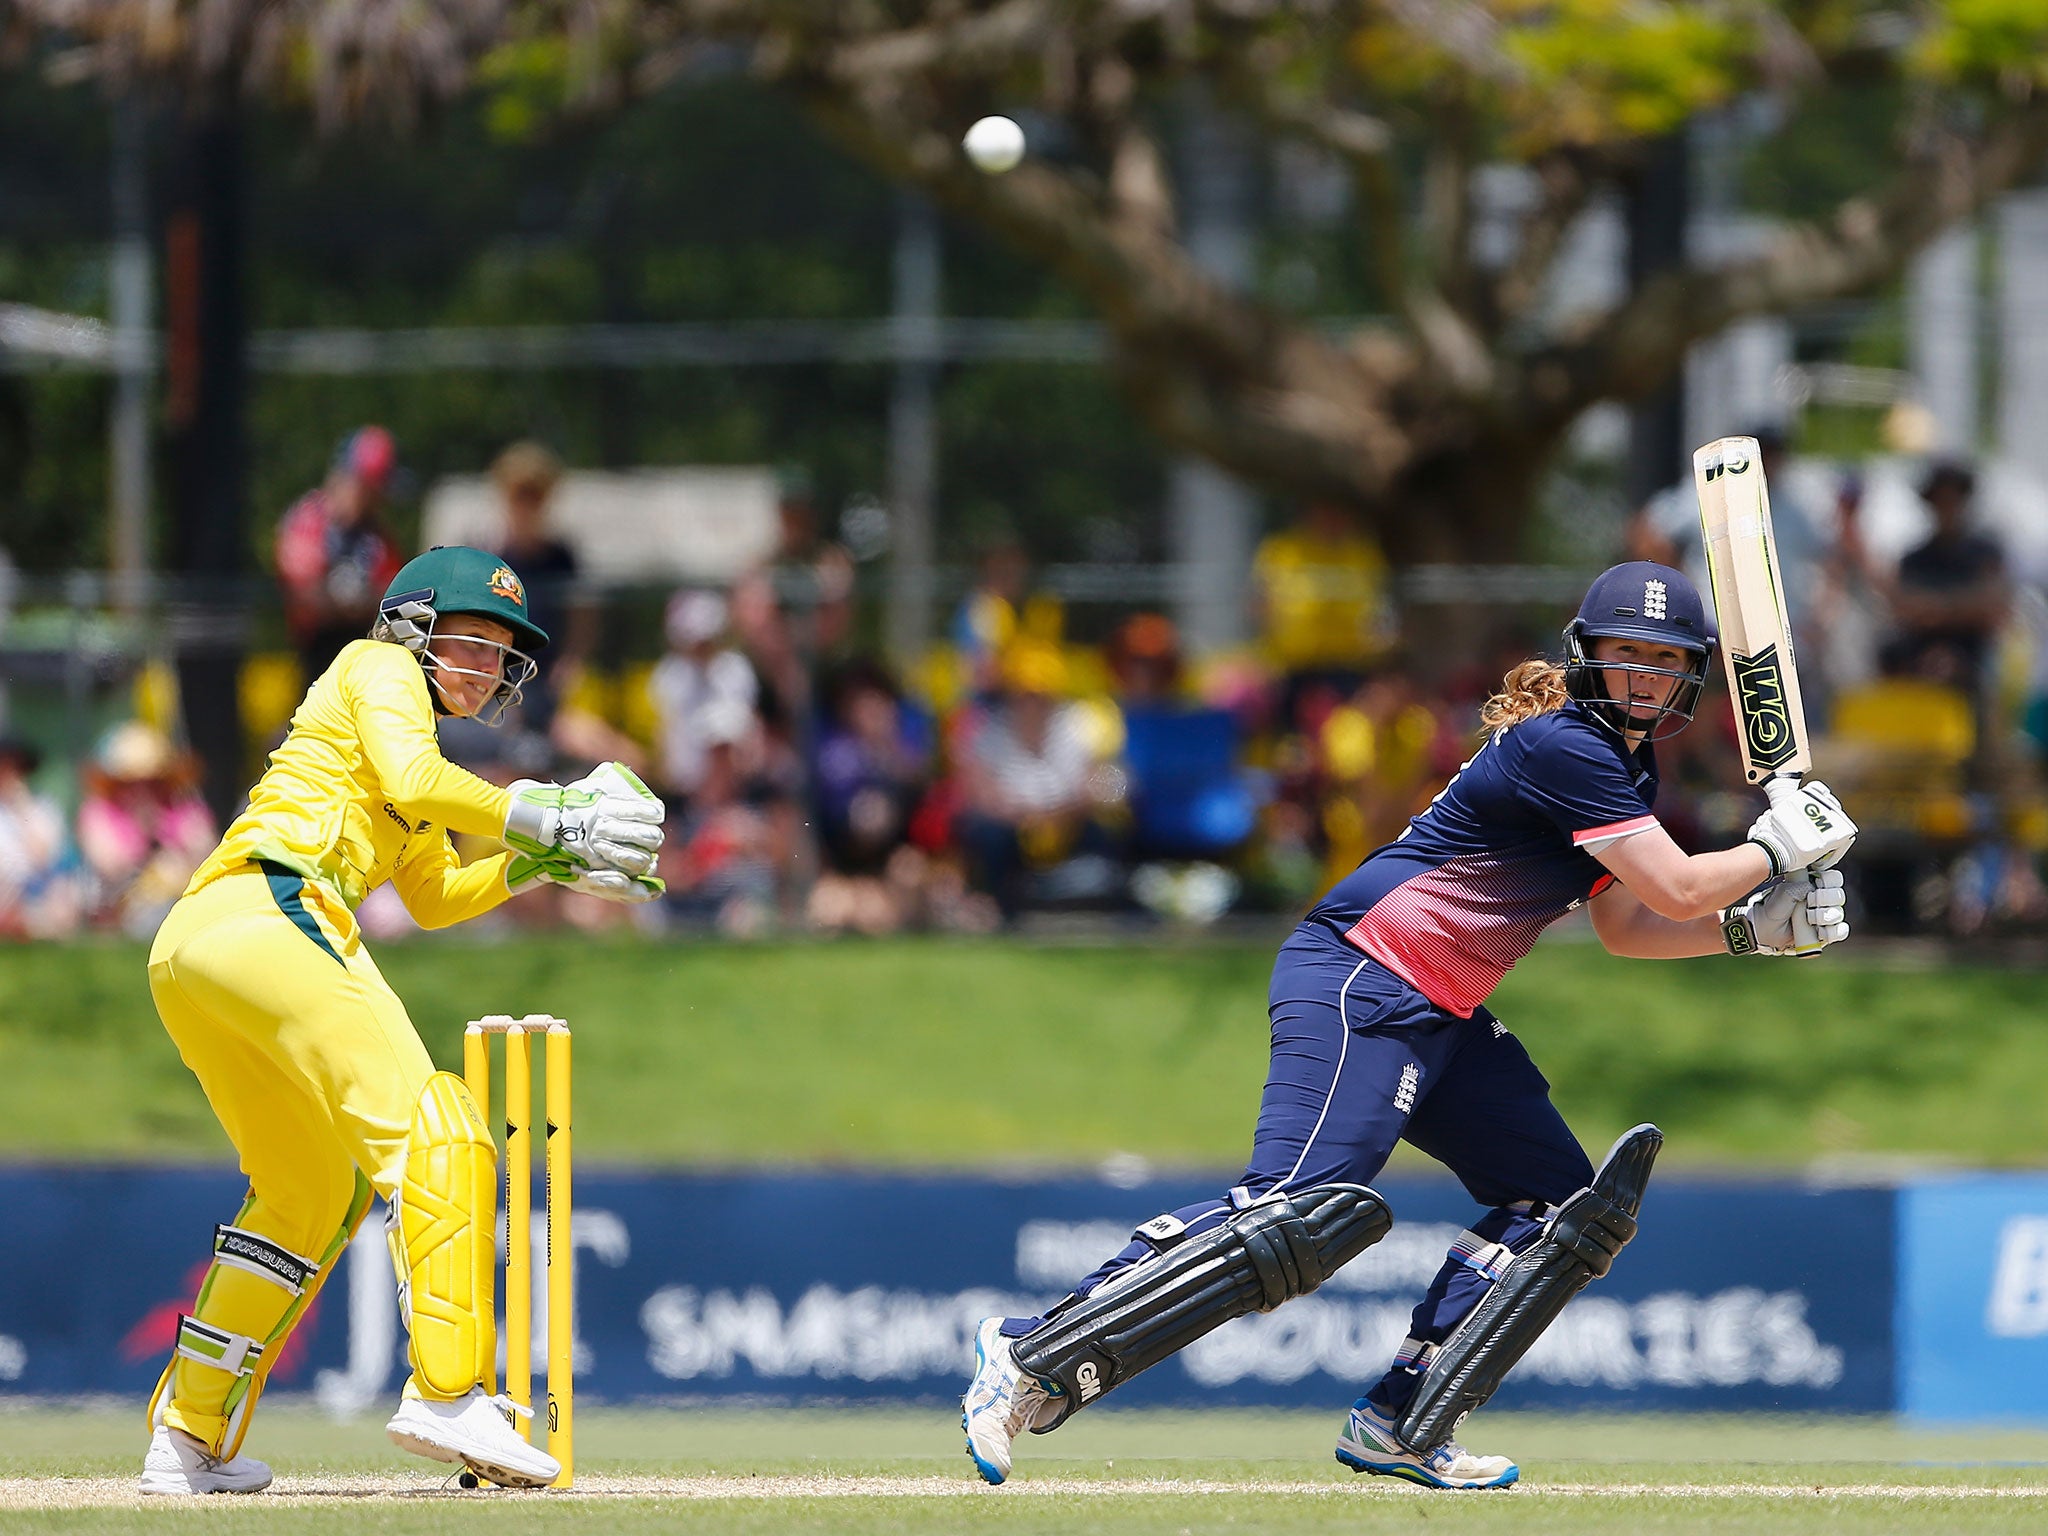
[1571,813,1658,848]
[1343,855,1578,1017]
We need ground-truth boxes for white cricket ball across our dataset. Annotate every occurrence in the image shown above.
[963,115,1026,175]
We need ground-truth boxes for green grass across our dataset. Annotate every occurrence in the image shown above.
[4,1404,2047,1533]
[1,933,2043,1166]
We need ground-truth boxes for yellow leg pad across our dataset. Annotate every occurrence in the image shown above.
[161,1310,271,1451]
[156,1196,310,1453]
[218,1171,375,1463]
[396,1072,497,1400]
[148,1188,254,1444]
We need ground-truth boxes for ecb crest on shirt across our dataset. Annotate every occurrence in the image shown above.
[1730,645,1797,770]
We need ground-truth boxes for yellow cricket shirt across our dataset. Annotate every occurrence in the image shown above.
[1252,529,1394,672]
[187,639,517,928]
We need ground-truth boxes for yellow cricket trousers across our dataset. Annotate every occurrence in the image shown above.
[146,861,434,1454]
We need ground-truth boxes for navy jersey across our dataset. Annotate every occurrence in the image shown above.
[1306,702,1658,1016]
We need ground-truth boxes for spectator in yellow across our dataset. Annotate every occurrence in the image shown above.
[1252,501,1396,723]
[1318,663,1448,885]
[955,640,1127,919]
[952,535,1030,697]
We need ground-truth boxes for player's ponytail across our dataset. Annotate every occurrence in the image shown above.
[1481,660,1570,730]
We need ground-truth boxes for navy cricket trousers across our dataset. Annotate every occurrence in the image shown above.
[1009,923,1597,1411]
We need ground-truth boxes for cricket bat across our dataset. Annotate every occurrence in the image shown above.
[1692,435,1810,787]
[1693,434,1830,953]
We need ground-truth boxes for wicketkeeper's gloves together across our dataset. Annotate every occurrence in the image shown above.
[1744,779,1857,877]
[1721,868,1849,957]
[504,761,666,903]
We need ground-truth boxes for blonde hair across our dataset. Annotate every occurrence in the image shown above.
[1481,660,1570,730]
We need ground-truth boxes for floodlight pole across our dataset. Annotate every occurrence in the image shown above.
[1625,131,1690,505]
[1909,226,1980,455]
[887,191,940,664]
[1169,98,1257,653]
[165,100,249,823]
[109,97,153,614]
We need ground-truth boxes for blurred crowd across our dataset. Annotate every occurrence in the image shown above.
[0,722,217,941]
[3,423,2047,942]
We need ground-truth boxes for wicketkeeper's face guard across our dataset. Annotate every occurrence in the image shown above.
[1562,561,1717,743]
[376,592,538,727]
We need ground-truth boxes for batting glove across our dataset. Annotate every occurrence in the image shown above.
[1722,869,1848,956]
[503,774,664,876]
[1745,779,1856,877]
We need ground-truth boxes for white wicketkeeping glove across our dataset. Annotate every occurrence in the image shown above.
[506,846,665,902]
[1722,869,1849,957]
[566,760,665,816]
[1745,778,1857,877]
[503,765,664,876]
[548,862,665,903]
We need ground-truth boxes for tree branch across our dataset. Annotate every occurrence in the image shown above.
[791,72,1420,503]
[22,0,511,124]
[1106,117,1176,241]
[1215,68,1403,298]
[826,0,1055,85]
[1421,96,1477,299]
[1490,150,1595,325]
[1377,0,1527,91]
[1535,97,2048,417]
[1212,45,1494,394]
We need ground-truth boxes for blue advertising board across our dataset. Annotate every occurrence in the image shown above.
[0,1167,1894,1416]
[1898,1174,2048,1422]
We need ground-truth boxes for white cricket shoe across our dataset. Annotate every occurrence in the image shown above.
[1335,1398,1518,1490]
[961,1317,1065,1485]
[386,1388,561,1489]
[138,1425,273,1495]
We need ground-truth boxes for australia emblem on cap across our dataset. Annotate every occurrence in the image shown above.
[488,565,526,606]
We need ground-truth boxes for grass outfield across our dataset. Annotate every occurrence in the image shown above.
[4,1404,2047,1533]
[1,933,2041,1166]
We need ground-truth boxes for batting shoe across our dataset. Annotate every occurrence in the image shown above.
[961,1317,1065,1485]
[386,1386,560,1489]
[138,1425,273,1495]
[1335,1398,1518,1490]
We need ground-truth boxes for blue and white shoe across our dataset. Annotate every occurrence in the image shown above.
[1335,1398,1518,1490]
[961,1317,1064,1485]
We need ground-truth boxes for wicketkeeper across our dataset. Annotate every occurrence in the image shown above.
[963,563,1857,1489]
[139,546,662,1495]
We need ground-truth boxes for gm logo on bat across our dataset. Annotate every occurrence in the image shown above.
[1731,645,1798,770]
[1702,451,1753,481]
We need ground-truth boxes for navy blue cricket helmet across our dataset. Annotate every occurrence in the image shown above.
[1562,561,1718,741]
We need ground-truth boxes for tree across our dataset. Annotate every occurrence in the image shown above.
[25,1,2048,557]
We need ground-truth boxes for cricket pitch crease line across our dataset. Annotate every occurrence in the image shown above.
[5,1475,2048,1507]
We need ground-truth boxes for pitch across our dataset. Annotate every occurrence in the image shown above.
[4,1403,2045,1533]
